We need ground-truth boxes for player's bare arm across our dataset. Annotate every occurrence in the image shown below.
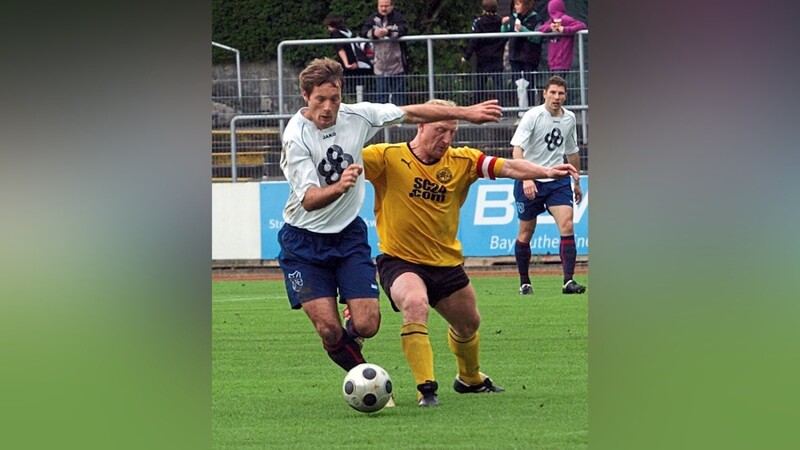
[399,100,502,124]
[547,164,580,181]
[510,145,537,198]
[511,145,525,161]
[301,164,364,211]
[499,160,578,182]
[566,152,582,204]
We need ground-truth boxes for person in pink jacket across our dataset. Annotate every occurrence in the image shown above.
[538,0,586,105]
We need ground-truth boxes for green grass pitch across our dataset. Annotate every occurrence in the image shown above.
[212,275,588,449]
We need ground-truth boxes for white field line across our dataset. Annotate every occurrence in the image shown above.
[213,295,285,303]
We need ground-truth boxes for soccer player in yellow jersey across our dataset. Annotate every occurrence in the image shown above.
[362,99,578,407]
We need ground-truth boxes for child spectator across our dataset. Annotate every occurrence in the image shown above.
[501,0,543,113]
[325,14,374,101]
[461,0,507,104]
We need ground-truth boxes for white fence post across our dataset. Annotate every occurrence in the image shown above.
[212,41,242,105]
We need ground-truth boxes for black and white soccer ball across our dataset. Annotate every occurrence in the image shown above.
[342,363,393,413]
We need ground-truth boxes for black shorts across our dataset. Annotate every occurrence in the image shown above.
[375,254,470,312]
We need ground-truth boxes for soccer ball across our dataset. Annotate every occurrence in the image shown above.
[342,363,393,413]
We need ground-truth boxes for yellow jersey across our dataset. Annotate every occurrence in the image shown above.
[363,142,505,267]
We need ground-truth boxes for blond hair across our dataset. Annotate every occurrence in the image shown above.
[425,98,457,107]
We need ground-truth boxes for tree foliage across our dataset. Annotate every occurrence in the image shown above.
[212,0,480,73]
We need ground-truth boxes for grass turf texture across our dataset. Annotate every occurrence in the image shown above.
[212,275,587,449]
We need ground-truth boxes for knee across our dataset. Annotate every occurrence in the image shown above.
[316,322,341,347]
[467,316,482,337]
[517,223,535,242]
[560,220,575,235]
[459,314,481,338]
[352,310,381,339]
[401,297,430,323]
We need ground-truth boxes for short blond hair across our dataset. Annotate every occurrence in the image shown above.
[298,58,343,96]
[419,99,460,130]
[425,98,457,107]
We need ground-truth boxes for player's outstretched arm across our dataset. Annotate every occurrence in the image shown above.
[499,160,579,182]
[400,100,502,124]
[546,163,580,181]
[566,152,583,204]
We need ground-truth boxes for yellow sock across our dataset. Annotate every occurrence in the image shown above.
[400,322,435,396]
[448,328,483,386]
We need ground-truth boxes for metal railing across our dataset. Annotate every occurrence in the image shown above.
[277,30,588,138]
[213,30,588,182]
[225,114,291,182]
[216,116,574,182]
[212,41,242,103]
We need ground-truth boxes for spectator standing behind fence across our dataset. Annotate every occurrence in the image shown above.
[361,0,409,105]
[501,0,543,115]
[461,0,507,104]
[325,14,374,102]
[537,0,586,106]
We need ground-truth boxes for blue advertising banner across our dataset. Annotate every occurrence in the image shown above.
[458,176,588,256]
[259,176,588,259]
[259,181,380,259]
[259,182,290,259]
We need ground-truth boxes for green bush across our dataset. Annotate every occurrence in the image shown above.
[212,0,480,73]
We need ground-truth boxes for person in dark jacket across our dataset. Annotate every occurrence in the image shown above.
[461,0,507,104]
[501,0,543,112]
[325,15,374,102]
[360,0,409,105]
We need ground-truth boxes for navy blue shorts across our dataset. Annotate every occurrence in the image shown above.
[375,254,470,312]
[514,177,573,221]
[277,217,379,309]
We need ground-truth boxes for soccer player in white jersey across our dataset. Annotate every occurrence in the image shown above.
[510,75,586,295]
[277,58,502,380]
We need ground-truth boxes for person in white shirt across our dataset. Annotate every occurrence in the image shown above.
[510,75,586,296]
[278,57,502,376]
